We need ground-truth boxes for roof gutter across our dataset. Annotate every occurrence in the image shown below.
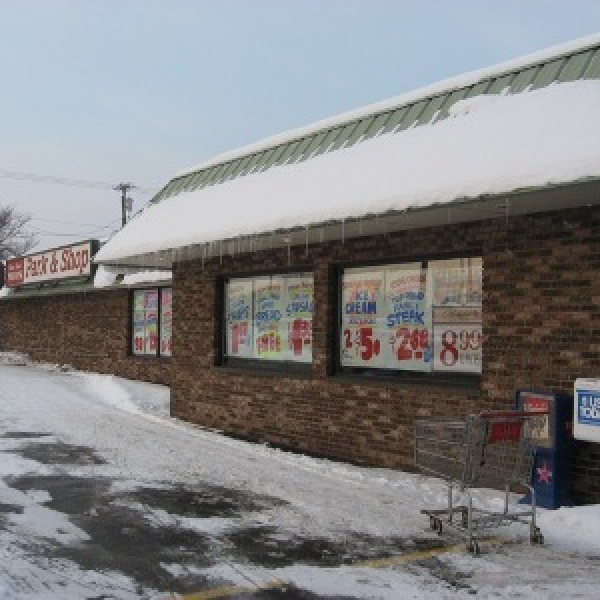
[94,177,600,270]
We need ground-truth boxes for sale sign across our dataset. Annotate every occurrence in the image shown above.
[340,260,482,375]
[341,270,385,367]
[285,278,313,362]
[144,290,159,354]
[254,277,285,359]
[385,268,431,371]
[432,307,482,374]
[132,289,159,355]
[160,288,173,357]
[226,280,253,358]
[132,290,147,355]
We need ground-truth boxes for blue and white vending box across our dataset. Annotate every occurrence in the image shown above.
[574,378,600,443]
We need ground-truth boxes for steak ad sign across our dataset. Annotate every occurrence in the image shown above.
[4,241,97,288]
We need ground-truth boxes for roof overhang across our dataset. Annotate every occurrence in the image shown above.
[96,178,600,270]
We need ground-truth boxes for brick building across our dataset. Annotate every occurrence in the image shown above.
[0,240,171,385]
[4,35,600,503]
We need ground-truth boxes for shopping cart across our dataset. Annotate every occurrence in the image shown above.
[414,410,547,555]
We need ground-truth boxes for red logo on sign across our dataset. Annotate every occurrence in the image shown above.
[5,258,25,287]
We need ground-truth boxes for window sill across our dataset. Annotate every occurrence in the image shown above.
[216,360,312,380]
[333,369,482,394]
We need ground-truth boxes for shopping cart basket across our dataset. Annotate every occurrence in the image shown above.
[414,410,547,554]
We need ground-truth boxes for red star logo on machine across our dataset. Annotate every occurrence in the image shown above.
[537,461,553,484]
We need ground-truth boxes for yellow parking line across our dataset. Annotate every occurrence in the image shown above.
[177,537,511,598]
[356,535,510,569]
[177,579,286,599]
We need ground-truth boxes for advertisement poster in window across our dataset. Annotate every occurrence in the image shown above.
[132,290,146,355]
[341,270,385,367]
[432,307,482,374]
[226,280,254,358]
[254,277,284,360]
[160,288,173,357]
[385,267,432,372]
[284,276,313,363]
[432,266,482,306]
[144,289,159,355]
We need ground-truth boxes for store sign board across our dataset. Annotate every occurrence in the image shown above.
[4,241,96,288]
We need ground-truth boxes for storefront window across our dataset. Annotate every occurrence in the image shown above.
[340,257,482,376]
[224,273,313,364]
[132,287,172,357]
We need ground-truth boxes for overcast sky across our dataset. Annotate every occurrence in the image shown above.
[1,0,599,253]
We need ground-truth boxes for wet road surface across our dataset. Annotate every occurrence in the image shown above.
[1,430,468,598]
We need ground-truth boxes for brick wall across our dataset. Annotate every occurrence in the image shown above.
[0,288,170,385]
[170,204,600,503]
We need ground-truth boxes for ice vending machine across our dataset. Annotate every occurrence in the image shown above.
[515,389,573,509]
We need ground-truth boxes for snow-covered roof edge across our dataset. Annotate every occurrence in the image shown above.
[95,80,600,267]
[176,32,600,178]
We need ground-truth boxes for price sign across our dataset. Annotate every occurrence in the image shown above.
[289,318,312,357]
[390,326,432,370]
[284,278,313,362]
[343,326,383,363]
[254,278,285,360]
[433,325,482,373]
[230,322,249,355]
[257,331,282,356]
[226,279,254,358]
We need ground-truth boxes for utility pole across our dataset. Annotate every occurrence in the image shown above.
[114,182,135,227]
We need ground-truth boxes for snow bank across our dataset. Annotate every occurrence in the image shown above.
[78,372,143,415]
[539,504,600,555]
[96,81,600,264]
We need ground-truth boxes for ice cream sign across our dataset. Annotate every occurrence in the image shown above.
[5,240,97,288]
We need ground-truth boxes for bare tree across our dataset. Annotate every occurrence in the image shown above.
[0,205,37,261]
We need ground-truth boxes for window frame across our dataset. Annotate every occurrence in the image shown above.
[333,253,482,388]
[218,268,314,374]
[129,285,173,359]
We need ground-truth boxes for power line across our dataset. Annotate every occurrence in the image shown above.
[29,220,121,237]
[0,169,158,195]
[30,216,117,227]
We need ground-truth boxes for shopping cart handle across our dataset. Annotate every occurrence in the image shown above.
[477,410,549,419]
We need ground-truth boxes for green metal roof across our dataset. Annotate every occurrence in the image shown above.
[151,38,600,206]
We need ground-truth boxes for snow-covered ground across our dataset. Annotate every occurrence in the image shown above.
[0,353,599,599]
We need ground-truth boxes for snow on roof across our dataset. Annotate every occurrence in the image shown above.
[95,80,600,265]
[93,265,172,288]
[177,32,600,177]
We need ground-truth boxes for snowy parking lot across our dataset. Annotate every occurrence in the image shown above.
[1,354,600,599]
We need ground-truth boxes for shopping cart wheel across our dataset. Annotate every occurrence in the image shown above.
[429,517,443,533]
[531,528,544,545]
[461,508,469,529]
[467,540,480,556]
